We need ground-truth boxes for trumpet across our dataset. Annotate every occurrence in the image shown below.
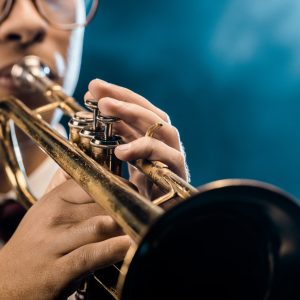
[1,56,300,300]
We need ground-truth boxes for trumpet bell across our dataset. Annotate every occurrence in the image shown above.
[3,56,300,300]
[120,179,300,300]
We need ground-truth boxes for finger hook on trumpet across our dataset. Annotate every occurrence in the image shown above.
[3,56,300,300]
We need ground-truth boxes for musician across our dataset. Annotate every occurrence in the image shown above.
[0,1,188,299]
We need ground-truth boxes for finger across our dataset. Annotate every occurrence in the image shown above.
[115,137,188,180]
[57,202,107,225]
[84,92,140,142]
[55,215,124,254]
[32,202,106,229]
[39,179,109,226]
[112,121,139,143]
[84,91,93,102]
[98,97,179,149]
[87,79,169,122]
[62,235,131,277]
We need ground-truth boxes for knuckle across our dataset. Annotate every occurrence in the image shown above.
[170,125,180,138]
[76,250,91,270]
[88,216,113,237]
[160,111,171,123]
[163,125,180,145]
[170,126,181,143]
[89,217,106,236]
[175,151,185,167]
[141,136,154,156]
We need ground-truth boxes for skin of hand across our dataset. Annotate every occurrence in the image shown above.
[0,2,131,299]
[0,172,131,300]
[85,79,190,199]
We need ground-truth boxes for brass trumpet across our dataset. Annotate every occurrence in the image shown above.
[1,56,300,300]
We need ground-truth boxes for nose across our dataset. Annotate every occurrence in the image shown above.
[0,1,48,46]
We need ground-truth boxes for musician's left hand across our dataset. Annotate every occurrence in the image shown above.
[85,79,189,199]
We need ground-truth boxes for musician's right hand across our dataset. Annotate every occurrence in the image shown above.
[85,79,190,200]
[0,174,130,300]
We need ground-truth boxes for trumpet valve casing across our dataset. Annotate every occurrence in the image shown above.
[90,135,123,175]
[79,125,98,154]
[68,111,94,144]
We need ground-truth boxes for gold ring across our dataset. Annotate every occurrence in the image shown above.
[145,122,163,138]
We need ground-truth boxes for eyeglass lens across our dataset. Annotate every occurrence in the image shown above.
[0,0,97,28]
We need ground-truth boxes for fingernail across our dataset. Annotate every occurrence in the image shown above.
[96,78,111,86]
[117,143,131,151]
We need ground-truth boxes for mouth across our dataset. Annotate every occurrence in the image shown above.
[0,64,15,90]
[0,59,59,91]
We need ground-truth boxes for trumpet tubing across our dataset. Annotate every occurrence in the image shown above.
[1,56,300,300]
[0,56,197,299]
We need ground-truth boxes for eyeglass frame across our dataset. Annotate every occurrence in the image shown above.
[0,0,99,30]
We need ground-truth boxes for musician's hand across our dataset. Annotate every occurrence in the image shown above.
[0,173,130,300]
[85,79,189,199]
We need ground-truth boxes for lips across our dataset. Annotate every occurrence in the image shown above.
[0,63,15,90]
[0,59,59,91]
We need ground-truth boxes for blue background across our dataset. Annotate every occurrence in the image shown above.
[74,0,300,199]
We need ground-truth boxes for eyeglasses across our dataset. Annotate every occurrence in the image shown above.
[0,0,99,30]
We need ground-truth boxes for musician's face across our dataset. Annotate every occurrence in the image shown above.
[0,0,84,108]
